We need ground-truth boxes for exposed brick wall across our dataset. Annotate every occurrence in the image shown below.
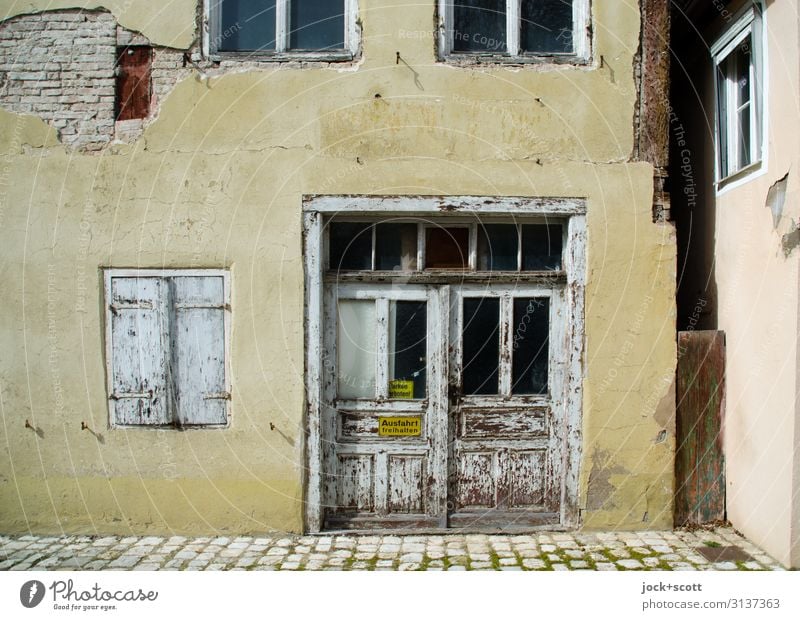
[0,10,188,151]
[0,10,117,150]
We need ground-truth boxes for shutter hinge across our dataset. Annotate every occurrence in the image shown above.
[203,391,231,400]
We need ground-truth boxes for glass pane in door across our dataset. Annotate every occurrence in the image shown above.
[462,297,500,394]
[511,297,549,394]
[337,300,376,398]
[389,301,427,398]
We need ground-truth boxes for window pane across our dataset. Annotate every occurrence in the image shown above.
[453,0,507,53]
[389,301,427,399]
[425,227,469,269]
[218,0,276,52]
[716,62,729,177]
[329,222,372,270]
[376,223,418,271]
[290,0,345,50]
[738,104,751,168]
[521,0,574,54]
[521,224,562,270]
[735,42,751,105]
[462,298,500,395]
[477,224,518,271]
[338,300,375,398]
[512,297,549,394]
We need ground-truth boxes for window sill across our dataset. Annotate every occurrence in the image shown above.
[438,53,591,67]
[716,160,765,195]
[109,423,230,430]
[211,51,356,64]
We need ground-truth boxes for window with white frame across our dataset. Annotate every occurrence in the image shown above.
[104,270,231,428]
[205,0,359,59]
[711,2,764,181]
[438,0,590,60]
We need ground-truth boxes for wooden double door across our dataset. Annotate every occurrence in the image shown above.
[321,281,568,530]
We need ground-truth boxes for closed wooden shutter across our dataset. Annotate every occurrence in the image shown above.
[109,277,170,425]
[171,276,228,426]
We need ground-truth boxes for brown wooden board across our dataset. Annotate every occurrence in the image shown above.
[675,330,726,525]
[115,46,152,121]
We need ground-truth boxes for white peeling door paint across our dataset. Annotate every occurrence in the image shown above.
[322,284,448,529]
[447,285,567,528]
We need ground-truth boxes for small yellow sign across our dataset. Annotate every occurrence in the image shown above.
[378,416,422,437]
[388,380,414,399]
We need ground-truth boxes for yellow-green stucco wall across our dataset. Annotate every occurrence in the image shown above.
[0,0,676,535]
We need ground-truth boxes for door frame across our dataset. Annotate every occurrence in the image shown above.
[302,195,586,532]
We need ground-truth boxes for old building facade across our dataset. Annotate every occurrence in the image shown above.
[0,1,677,537]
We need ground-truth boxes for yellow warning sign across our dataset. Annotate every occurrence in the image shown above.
[378,416,422,437]
[388,380,414,399]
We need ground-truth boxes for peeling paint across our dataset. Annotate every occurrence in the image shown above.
[782,226,800,257]
[586,449,627,511]
[766,172,789,228]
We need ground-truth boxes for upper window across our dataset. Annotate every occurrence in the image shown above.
[711,3,764,183]
[104,270,231,428]
[327,219,563,273]
[205,0,359,59]
[438,0,590,61]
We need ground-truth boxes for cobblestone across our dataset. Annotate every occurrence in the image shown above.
[0,527,784,571]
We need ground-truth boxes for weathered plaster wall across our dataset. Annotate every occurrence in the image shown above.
[1,0,197,48]
[0,0,676,535]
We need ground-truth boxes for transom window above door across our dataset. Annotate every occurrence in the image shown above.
[327,219,564,273]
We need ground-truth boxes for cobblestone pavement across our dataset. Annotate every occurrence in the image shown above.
[0,527,784,571]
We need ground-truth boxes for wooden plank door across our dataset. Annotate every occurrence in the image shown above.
[321,283,448,529]
[447,284,567,528]
[675,330,725,525]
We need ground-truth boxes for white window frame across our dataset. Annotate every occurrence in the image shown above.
[203,0,360,61]
[103,268,232,429]
[711,2,766,189]
[437,0,591,62]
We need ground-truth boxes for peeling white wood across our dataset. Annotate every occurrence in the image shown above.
[303,211,324,532]
[562,214,585,526]
[172,276,227,426]
[498,294,513,396]
[104,269,231,429]
[507,0,520,57]
[375,298,389,400]
[107,276,170,426]
[303,195,587,215]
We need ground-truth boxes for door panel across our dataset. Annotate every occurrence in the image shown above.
[337,454,375,511]
[322,284,447,529]
[448,286,565,528]
[322,281,566,530]
[388,455,425,513]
